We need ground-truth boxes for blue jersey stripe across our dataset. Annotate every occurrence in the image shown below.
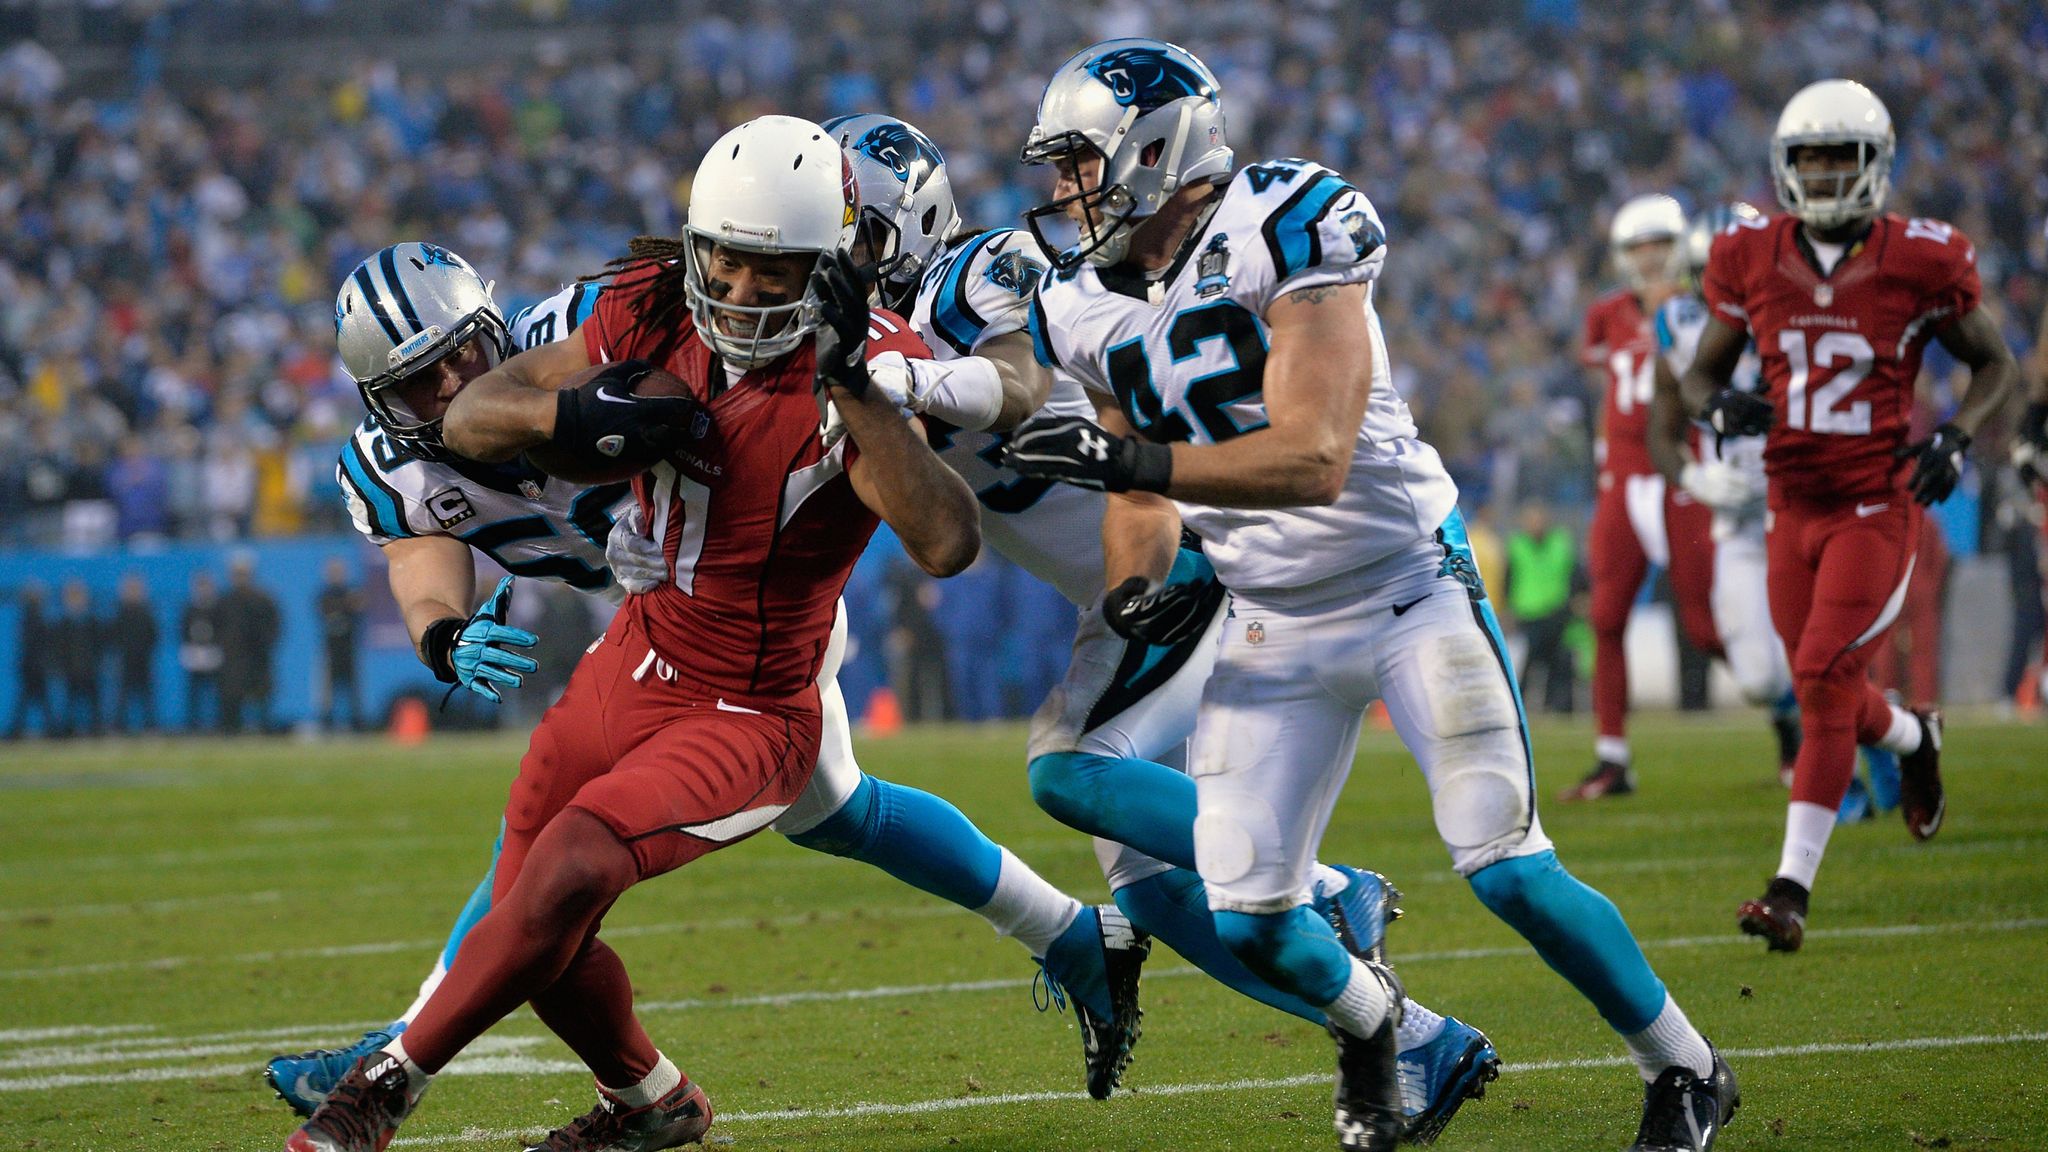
[568,282,602,329]
[340,438,410,539]
[930,232,1004,357]
[1026,290,1060,369]
[1261,171,1352,279]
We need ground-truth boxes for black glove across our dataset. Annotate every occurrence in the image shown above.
[2016,401,2048,487]
[1102,574,1226,646]
[812,249,876,399]
[1000,415,1172,493]
[1701,387,1774,450]
[551,360,709,469]
[1893,422,1970,505]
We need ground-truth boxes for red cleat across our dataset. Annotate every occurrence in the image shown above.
[1737,878,1808,953]
[525,1076,714,1151]
[1560,760,1635,801]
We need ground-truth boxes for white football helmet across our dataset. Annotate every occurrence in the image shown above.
[1609,194,1687,293]
[684,115,858,368]
[1771,79,1893,231]
[1021,38,1233,269]
[822,113,961,313]
[335,242,508,461]
[1683,201,1762,280]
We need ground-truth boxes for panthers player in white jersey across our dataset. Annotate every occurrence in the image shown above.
[829,111,1499,1139]
[269,242,1143,1117]
[1648,206,1900,815]
[1001,40,1735,1152]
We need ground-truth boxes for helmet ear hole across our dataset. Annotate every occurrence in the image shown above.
[1139,139,1166,167]
[921,206,938,238]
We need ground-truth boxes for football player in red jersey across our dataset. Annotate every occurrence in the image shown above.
[1564,194,1727,800]
[285,116,981,1152]
[1682,80,2019,952]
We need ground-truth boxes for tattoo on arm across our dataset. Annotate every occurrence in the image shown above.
[1286,285,1342,305]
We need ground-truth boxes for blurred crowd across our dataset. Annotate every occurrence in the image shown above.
[2,0,2045,549]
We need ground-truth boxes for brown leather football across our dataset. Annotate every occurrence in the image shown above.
[522,363,696,484]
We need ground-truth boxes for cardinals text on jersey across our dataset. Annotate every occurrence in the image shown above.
[1702,212,1982,500]
[1029,158,1457,592]
[337,417,634,601]
[910,227,1109,607]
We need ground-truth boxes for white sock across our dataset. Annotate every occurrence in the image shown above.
[1309,862,1348,897]
[1622,994,1713,1081]
[1394,997,1444,1051]
[378,1037,433,1096]
[1596,736,1631,766]
[975,848,1083,957]
[1322,959,1394,1037]
[1879,704,1923,754]
[1776,801,1836,890]
[605,1052,682,1108]
[399,960,448,1026]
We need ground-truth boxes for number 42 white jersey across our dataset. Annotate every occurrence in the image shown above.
[1029,159,1458,593]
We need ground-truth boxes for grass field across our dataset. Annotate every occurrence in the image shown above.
[2,713,2044,1151]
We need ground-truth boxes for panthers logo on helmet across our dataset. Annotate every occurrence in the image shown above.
[983,249,1046,298]
[851,123,945,192]
[1085,46,1215,113]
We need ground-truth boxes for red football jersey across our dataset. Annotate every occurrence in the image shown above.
[581,260,931,699]
[1582,288,1658,479]
[1703,213,1981,501]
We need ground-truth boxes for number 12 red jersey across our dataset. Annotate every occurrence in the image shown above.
[1702,212,1980,502]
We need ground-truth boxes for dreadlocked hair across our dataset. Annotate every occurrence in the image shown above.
[582,235,694,365]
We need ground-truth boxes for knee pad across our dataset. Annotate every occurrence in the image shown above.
[1028,751,1108,828]
[1429,744,1538,874]
[782,772,878,858]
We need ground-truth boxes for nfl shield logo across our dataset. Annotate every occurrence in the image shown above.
[1814,283,1833,307]
[519,479,543,500]
[1245,621,1265,646]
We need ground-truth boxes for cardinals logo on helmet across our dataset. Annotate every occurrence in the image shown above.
[1085,46,1215,112]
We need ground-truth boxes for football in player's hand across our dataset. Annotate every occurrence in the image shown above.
[524,362,707,485]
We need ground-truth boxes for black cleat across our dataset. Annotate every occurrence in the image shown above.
[523,1076,713,1151]
[1561,760,1635,801]
[285,1051,421,1152]
[1331,961,1407,1152]
[1737,876,1808,953]
[1897,709,1945,842]
[1072,904,1149,1100]
[1626,1043,1739,1151]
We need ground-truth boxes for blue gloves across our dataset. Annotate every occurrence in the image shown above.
[422,576,538,703]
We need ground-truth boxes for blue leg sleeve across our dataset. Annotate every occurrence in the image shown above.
[1029,751,1198,870]
[785,773,1003,911]
[438,823,504,970]
[1116,870,1324,1023]
[1210,906,1354,1007]
[1466,850,1666,1034]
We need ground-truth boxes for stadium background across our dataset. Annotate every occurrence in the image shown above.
[2,0,2045,731]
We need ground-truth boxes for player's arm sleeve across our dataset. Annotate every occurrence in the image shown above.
[1701,233,1751,339]
[1258,171,1386,302]
[336,438,417,546]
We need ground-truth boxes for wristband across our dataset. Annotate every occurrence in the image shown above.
[420,616,463,683]
[1128,439,1173,493]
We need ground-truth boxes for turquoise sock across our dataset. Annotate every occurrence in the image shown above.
[1116,869,1323,1023]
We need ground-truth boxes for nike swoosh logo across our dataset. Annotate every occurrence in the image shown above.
[1391,595,1429,616]
[291,1073,329,1106]
[595,387,636,405]
[1855,502,1889,518]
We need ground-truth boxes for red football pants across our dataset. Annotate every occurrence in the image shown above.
[1589,472,1722,742]
[404,612,821,1078]
[1767,494,1920,809]
[1870,513,1949,708]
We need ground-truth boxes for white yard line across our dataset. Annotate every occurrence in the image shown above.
[382,1030,2048,1146]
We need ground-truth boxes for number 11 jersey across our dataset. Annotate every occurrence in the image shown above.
[1028,157,1456,593]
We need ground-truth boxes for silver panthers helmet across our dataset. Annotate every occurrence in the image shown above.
[1021,38,1233,270]
[336,242,508,461]
[822,113,961,313]
[1683,201,1762,281]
